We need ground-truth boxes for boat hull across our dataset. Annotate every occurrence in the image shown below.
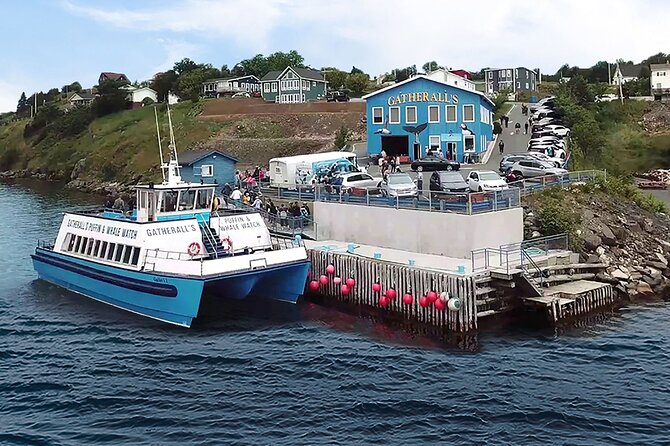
[32,249,204,327]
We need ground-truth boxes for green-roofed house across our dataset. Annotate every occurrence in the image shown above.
[260,67,328,103]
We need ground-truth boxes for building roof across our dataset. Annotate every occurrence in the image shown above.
[100,72,128,81]
[650,63,670,71]
[617,63,645,78]
[69,92,95,100]
[261,67,325,82]
[484,67,538,74]
[203,75,260,83]
[361,74,494,106]
[178,149,238,166]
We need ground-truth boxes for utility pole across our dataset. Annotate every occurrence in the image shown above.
[607,62,611,85]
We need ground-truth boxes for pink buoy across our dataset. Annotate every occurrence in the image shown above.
[427,291,438,303]
[379,294,389,307]
[340,284,350,295]
[402,293,413,305]
[326,264,335,275]
[386,288,397,300]
[372,283,381,293]
[309,280,319,291]
[434,297,446,311]
[346,278,356,288]
[319,275,329,285]
[333,277,342,285]
[419,295,429,308]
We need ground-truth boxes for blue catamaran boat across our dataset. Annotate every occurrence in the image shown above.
[32,106,310,327]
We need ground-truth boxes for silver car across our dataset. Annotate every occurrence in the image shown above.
[380,173,418,197]
[508,160,568,178]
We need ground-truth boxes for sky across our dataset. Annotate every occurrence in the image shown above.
[1,0,669,112]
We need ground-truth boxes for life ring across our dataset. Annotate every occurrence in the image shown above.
[187,242,201,256]
[221,237,233,253]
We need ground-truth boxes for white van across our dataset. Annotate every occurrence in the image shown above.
[269,151,360,188]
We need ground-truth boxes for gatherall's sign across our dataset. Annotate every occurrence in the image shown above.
[387,91,459,106]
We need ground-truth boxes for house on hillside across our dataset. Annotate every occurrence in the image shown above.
[426,69,476,91]
[260,67,327,103]
[67,91,95,107]
[363,75,495,163]
[612,63,645,85]
[651,63,670,102]
[484,67,538,94]
[202,75,261,98]
[449,69,472,80]
[179,149,238,186]
[99,72,130,84]
[125,87,158,108]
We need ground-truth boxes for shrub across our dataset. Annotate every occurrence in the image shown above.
[535,197,582,237]
[334,125,350,150]
[0,147,20,170]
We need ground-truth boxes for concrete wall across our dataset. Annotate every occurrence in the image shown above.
[313,202,524,259]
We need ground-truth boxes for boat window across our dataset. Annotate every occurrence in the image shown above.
[93,239,101,257]
[123,245,133,264]
[114,244,124,262]
[107,243,116,261]
[80,237,89,254]
[195,189,213,209]
[160,191,178,212]
[178,189,196,211]
[74,235,82,253]
[64,233,75,252]
[86,239,95,256]
[131,247,141,266]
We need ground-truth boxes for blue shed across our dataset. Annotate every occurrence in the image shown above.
[178,149,238,187]
[362,75,495,163]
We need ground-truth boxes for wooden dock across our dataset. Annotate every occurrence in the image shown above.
[520,280,615,323]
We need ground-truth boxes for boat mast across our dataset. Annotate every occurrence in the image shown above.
[154,107,166,182]
[165,98,182,185]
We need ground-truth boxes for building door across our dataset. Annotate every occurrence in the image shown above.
[447,142,457,160]
[381,135,409,157]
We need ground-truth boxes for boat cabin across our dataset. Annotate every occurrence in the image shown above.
[131,183,216,222]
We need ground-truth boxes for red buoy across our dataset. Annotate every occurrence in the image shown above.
[319,275,329,285]
[309,280,319,291]
[372,283,381,293]
[427,291,438,303]
[403,293,413,305]
[379,294,389,307]
[386,288,397,300]
[434,297,446,310]
[340,284,350,295]
[333,277,342,285]
[326,264,335,275]
[419,296,429,308]
[346,278,356,288]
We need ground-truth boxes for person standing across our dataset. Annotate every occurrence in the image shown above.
[524,122,529,135]
[230,187,242,208]
[504,115,509,128]
[515,122,521,134]
[499,139,505,154]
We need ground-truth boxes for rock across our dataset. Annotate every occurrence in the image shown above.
[647,267,663,279]
[637,282,654,295]
[646,260,667,271]
[600,224,617,246]
[586,254,601,264]
[70,158,86,180]
[611,269,630,280]
[582,232,603,252]
[596,246,606,256]
[656,252,668,266]
[531,231,541,238]
[643,218,654,233]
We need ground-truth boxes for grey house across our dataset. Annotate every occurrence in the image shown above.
[484,67,538,94]
[260,67,327,103]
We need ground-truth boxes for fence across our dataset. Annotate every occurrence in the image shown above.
[508,170,607,196]
[471,233,570,273]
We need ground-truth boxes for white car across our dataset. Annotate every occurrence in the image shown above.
[337,172,382,191]
[542,124,570,137]
[595,94,617,103]
[508,160,568,178]
[380,173,418,197]
[467,170,509,192]
[232,92,251,98]
[523,151,565,168]
[529,146,567,160]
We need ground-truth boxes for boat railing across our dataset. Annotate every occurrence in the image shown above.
[37,239,56,250]
[195,213,221,259]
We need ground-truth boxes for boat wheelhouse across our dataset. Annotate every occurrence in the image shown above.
[32,105,310,327]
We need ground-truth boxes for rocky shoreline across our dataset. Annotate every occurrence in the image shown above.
[524,185,670,300]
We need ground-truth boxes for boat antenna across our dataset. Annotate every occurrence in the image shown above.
[164,96,182,184]
[154,106,166,182]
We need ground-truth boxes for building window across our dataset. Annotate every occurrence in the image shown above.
[445,105,457,122]
[429,135,440,151]
[313,81,317,86]
[525,82,529,89]
[201,164,214,177]
[515,68,518,77]
[507,69,512,78]
[264,83,270,92]
[271,82,277,92]
[463,104,475,122]
[517,82,521,89]
[464,135,475,153]
[488,71,492,80]
[406,106,417,124]
[389,106,400,124]
[428,105,439,123]
[372,107,384,124]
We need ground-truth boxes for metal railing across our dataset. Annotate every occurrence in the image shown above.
[508,170,607,196]
[471,233,570,273]
[195,213,221,258]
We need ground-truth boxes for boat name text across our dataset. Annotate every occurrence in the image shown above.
[67,219,138,239]
[146,224,197,237]
[220,215,262,232]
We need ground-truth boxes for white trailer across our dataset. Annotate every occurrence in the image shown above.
[269,151,360,188]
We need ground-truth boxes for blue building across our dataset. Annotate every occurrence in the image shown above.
[363,75,495,162]
[179,150,238,187]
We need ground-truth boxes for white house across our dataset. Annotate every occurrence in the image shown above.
[167,92,180,105]
[124,87,158,109]
[612,63,644,85]
[426,69,476,92]
[651,63,670,102]
[67,91,95,107]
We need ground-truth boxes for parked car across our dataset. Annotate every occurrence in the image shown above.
[500,155,536,173]
[595,94,617,103]
[338,172,381,192]
[542,124,570,137]
[232,92,251,98]
[529,137,565,148]
[528,146,567,160]
[410,155,460,172]
[429,171,469,193]
[508,160,568,178]
[466,170,509,192]
[380,173,418,197]
[523,151,565,167]
[327,91,350,102]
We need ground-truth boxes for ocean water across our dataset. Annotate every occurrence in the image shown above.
[1,181,669,446]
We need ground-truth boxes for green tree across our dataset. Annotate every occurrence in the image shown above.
[345,73,369,96]
[566,74,593,105]
[92,80,128,117]
[173,58,199,76]
[150,70,178,102]
[237,50,306,78]
[334,125,350,150]
[220,64,231,77]
[322,68,347,90]
[422,61,441,72]
[176,66,219,100]
[16,92,28,115]
[350,66,364,75]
